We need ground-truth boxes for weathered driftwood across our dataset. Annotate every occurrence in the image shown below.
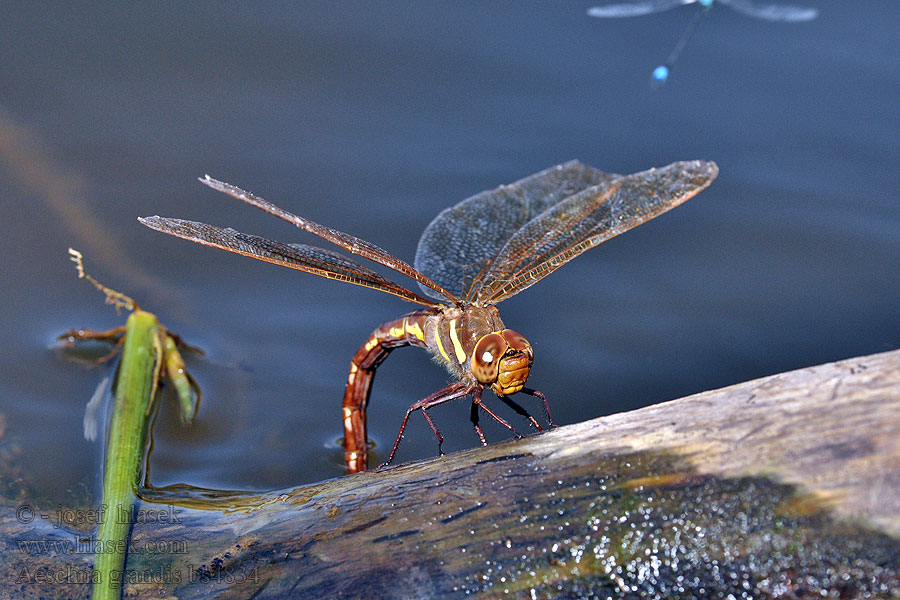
[4,349,900,599]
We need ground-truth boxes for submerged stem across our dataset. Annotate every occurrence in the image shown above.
[92,310,161,600]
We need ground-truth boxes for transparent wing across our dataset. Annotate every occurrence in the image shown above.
[719,0,818,21]
[473,160,719,304]
[414,161,619,302]
[587,0,693,18]
[199,176,459,303]
[138,216,440,307]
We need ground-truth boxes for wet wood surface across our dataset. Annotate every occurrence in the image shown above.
[3,348,899,598]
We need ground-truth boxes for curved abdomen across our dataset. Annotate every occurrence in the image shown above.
[342,310,434,473]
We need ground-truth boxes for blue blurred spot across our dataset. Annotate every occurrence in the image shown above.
[653,65,670,83]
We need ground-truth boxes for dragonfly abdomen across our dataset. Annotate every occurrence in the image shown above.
[342,310,436,472]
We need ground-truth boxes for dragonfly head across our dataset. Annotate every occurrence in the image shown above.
[470,329,533,395]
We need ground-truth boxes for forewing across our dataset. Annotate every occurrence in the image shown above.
[138,216,440,307]
[474,160,718,304]
[414,161,618,301]
[199,176,459,303]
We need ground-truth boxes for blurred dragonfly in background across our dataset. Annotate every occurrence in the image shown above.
[587,0,819,84]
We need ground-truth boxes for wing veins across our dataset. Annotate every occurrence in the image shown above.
[465,182,620,302]
[138,216,440,307]
[476,160,719,303]
[415,160,619,302]
[199,176,460,304]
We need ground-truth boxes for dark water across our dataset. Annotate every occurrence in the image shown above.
[0,2,897,502]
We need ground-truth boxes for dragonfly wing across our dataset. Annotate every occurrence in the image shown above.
[138,216,440,307]
[720,0,818,21]
[474,160,718,304]
[414,161,619,302]
[587,0,692,18]
[199,176,459,304]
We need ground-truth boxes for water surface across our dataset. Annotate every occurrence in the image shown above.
[0,2,897,500]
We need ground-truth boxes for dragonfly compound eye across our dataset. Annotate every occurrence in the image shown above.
[471,332,506,384]
[501,329,533,363]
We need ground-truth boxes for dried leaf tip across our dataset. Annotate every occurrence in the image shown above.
[68,248,138,314]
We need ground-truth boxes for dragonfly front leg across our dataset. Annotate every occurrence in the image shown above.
[520,387,555,427]
[471,386,523,443]
[496,395,544,431]
[342,311,433,473]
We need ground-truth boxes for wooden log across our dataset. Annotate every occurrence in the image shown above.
[3,349,900,598]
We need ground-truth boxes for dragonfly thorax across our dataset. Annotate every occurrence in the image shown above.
[424,304,533,395]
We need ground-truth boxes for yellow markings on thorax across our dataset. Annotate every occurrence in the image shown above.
[433,321,451,362]
[448,318,467,364]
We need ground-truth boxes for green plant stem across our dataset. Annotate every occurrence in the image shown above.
[92,310,160,600]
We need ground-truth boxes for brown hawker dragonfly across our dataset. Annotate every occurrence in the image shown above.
[139,160,718,473]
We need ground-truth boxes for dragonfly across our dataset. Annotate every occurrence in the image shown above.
[139,160,718,473]
[587,0,819,84]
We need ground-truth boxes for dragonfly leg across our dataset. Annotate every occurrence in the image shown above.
[343,311,434,473]
[420,409,445,456]
[378,381,473,470]
[497,395,543,431]
[473,387,523,439]
[521,387,555,427]
[469,398,487,446]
